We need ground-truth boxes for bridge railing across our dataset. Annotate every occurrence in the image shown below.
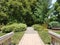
[49,30,60,45]
[0,32,14,45]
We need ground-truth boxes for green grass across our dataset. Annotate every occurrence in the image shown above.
[0,32,6,36]
[38,29,51,45]
[0,31,24,45]
[12,31,24,45]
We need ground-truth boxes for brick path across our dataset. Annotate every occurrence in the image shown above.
[18,27,45,45]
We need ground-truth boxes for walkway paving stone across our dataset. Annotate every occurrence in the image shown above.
[18,27,45,45]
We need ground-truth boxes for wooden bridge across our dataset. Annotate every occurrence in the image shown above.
[18,27,45,45]
[0,28,60,45]
[49,30,60,45]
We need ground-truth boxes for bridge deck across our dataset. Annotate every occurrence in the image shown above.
[18,27,45,45]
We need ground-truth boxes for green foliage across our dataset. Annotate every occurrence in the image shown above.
[57,0,60,3]
[12,32,24,45]
[34,0,49,24]
[0,0,50,25]
[49,21,60,28]
[0,12,8,25]
[57,6,60,12]
[32,24,44,31]
[1,23,27,33]
[0,0,37,25]
[54,1,60,22]
[49,15,57,22]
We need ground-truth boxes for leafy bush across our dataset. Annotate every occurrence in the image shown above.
[48,21,60,28]
[32,24,44,31]
[1,23,27,33]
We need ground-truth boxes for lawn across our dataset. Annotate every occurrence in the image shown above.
[0,32,6,36]
[38,29,51,45]
[0,31,24,45]
[12,31,24,45]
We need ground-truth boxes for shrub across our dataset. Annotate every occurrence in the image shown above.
[1,23,27,33]
[48,21,60,28]
[14,23,27,32]
[32,24,44,31]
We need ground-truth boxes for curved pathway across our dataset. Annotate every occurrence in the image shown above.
[18,27,45,45]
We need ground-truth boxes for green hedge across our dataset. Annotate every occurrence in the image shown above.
[1,23,27,33]
[32,24,44,31]
[48,21,60,28]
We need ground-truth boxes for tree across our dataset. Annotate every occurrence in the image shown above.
[33,0,49,24]
[0,0,9,25]
[54,0,60,22]
[0,11,8,25]
[0,0,37,25]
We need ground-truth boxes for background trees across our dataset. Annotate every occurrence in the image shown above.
[33,0,49,24]
[54,0,60,22]
[0,0,59,26]
[0,0,37,25]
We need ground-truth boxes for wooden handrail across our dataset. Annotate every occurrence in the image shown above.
[0,32,14,45]
[49,30,60,45]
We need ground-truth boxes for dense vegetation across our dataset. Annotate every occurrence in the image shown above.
[0,0,60,26]
[0,0,50,26]
[1,23,27,33]
[54,0,60,22]
[0,0,37,26]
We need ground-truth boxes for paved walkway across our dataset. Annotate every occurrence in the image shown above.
[18,27,45,45]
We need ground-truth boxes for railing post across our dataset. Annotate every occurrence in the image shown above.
[49,30,60,45]
[0,32,14,45]
[7,38,11,45]
[51,37,55,45]
[0,43,3,45]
